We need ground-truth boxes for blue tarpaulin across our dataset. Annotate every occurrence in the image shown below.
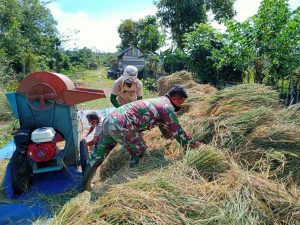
[0,161,82,225]
[0,141,16,160]
[0,203,49,225]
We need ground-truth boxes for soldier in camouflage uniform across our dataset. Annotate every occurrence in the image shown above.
[80,85,202,191]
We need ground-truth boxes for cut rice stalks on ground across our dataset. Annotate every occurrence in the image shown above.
[2,71,300,224]
[48,163,300,225]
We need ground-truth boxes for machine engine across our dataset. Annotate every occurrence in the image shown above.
[27,127,59,163]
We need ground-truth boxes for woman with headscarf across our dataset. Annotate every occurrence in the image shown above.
[110,65,143,107]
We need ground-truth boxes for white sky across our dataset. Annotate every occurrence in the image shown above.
[48,0,300,52]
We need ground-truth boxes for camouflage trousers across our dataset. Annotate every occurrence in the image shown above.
[88,118,147,166]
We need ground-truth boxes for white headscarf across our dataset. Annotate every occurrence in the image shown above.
[122,65,138,83]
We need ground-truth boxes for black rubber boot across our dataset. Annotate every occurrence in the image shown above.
[79,159,103,192]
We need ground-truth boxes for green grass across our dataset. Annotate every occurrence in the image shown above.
[0,90,13,121]
[76,68,115,110]
[0,120,18,148]
[143,87,158,99]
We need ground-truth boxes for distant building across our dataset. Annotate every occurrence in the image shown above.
[117,46,145,72]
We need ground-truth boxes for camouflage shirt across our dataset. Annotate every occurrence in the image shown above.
[108,96,193,146]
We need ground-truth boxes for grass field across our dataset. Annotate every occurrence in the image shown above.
[75,67,115,110]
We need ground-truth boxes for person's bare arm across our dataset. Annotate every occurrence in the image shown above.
[82,126,94,140]
[86,136,99,146]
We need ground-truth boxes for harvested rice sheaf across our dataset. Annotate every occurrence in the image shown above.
[208,84,280,116]
[193,84,280,148]
[156,70,216,97]
[49,164,300,225]
[212,107,273,148]
[247,111,300,184]
[192,83,300,185]
[183,145,230,179]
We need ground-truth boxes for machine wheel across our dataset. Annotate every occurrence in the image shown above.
[80,140,89,173]
[26,82,57,110]
[10,149,33,196]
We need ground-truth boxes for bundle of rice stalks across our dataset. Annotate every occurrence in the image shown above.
[157,71,194,96]
[198,84,300,180]
[183,145,230,179]
[184,83,300,186]
[212,107,273,148]
[49,162,300,225]
[208,84,280,117]
[184,84,281,151]
[251,124,300,152]
[247,119,300,184]
[184,116,214,144]
[157,71,216,97]
[46,192,101,225]
[217,169,300,224]
[276,103,300,125]
[191,107,274,150]
[50,164,214,225]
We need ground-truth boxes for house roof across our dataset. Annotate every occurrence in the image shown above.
[117,46,143,58]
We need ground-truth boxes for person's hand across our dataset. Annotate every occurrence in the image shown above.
[189,140,203,149]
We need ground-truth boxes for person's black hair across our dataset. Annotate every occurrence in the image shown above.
[86,112,99,121]
[166,85,188,98]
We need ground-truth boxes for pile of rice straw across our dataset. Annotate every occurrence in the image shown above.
[13,72,300,224]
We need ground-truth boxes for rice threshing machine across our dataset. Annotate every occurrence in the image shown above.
[5,71,105,196]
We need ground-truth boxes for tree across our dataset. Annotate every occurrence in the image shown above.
[217,0,300,87]
[184,23,242,85]
[0,0,61,75]
[117,16,165,52]
[137,16,165,52]
[155,0,235,48]
[214,20,256,83]
[160,48,186,74]
[253,0,293,85]
[117,19,139,50]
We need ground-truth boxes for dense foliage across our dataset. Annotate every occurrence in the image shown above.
[0,0,60,75]
[160,48,186,74]
[117,16,165,52]
[0,0,116,88]
[157,0,299,91]
[0,0,299,95]
[155,0,235,48]
[217,0,300,89]
[184,24,242,85]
